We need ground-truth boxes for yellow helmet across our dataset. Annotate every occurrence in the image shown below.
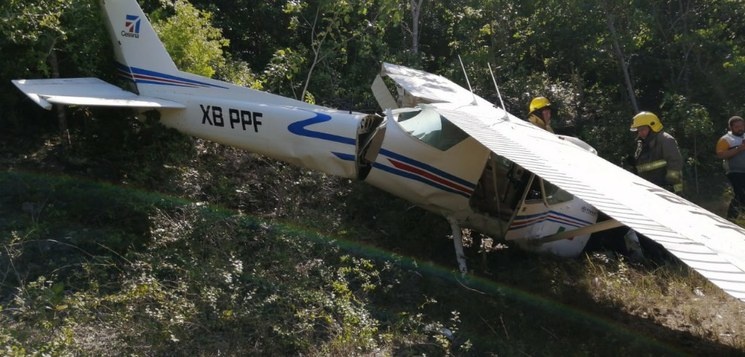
[630,111,663,132]
[529,96,551,113]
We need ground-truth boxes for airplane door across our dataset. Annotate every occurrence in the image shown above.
[360,107,489,216]
[469,155,534,231]
[506,177,598,257]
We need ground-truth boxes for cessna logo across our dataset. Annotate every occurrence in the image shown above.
[121,15,140,38]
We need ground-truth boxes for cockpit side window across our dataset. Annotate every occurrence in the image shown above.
[398,109,468,150]
[543,180,574,205]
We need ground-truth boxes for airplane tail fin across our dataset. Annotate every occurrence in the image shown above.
[100,0,180,93]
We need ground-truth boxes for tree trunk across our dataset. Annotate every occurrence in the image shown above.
[48,48,71,149]
[300,8,326,103]
[410,0,423,54]
[693,135,699,194]
[605,11,639,113]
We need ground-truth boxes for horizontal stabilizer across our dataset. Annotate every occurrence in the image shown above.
[12,78,185,110]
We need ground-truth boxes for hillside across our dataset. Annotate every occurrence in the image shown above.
[4,0,745,354]
[1,123,744,356]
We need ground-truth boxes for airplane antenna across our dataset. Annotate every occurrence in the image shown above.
[488,63,509,122]
[457,55,478,106]
[488,63,506,111]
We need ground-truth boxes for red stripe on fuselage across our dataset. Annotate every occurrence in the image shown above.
[388,159,473,195]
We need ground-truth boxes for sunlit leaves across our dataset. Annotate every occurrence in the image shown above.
[0,0,69,43]
[152,0,228,78]
[268,0,401,102]
[661,93,713,138]
[0,0,71,76]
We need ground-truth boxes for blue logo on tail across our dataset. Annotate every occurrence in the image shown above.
[122,15,141,38]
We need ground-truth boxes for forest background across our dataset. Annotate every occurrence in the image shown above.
[4,0,745,181]
[1,0,745,355]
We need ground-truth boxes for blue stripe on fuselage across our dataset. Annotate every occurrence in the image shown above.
[292,114,474,196]
[288,112,356,145]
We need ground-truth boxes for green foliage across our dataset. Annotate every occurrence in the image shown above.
[661,92,718,178]
[267,0,401,104]
[152,0,229,78]
[0,0,109,134]
[0,172,460,355]
[0,0,108,79]
[0,0,71,77]
[662,93,714,139]
[215,53,262,89]
[64,110,197,191]
[3,0,745,178]
[263,47,307,98]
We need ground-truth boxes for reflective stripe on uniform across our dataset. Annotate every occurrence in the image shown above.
[636,160,667,173]
[666,170,682,181]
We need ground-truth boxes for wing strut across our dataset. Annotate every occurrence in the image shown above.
[527,219,624,246]
[448,217,468,275]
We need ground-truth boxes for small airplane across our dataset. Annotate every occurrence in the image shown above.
[12,0,745,302]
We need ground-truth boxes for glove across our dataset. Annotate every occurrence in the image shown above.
[665,170,683,194]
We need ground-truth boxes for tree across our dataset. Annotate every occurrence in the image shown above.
[195,0,293,72]
[151,0,229,78]
[0,0,71,78]
[0,0,70,139]
[0,0,108,143]
[405,0,424,55]
[602,0,639,112]
[661,93,714,194]
[274,0,402,105]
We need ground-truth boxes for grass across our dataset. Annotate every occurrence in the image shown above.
[1,128,745,355]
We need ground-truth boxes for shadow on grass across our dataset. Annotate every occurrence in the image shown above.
[344,184,744,356]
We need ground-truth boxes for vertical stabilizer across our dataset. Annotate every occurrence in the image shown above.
[101,0,179,89]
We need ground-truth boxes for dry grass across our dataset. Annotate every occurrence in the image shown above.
[581,252,745,351]
[2,131,745,355]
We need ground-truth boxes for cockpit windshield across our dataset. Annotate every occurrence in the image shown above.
[397,108,468,150]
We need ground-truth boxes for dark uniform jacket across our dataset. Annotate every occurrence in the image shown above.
[634,131,684,192]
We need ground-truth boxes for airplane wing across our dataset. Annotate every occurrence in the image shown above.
[436,103,745,302]
[381,62,494,107]
[12,78,185,110]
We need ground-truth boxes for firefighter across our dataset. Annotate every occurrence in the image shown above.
[527,96,554,132]
[630,111,684,194]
